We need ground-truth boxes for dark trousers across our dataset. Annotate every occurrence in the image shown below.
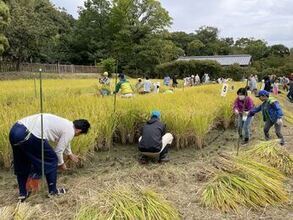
[264,120,284,144]
[9,123,58,196]
[139,146,169,159]
[288,90,293,101]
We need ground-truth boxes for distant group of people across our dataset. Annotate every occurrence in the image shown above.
[261,74,293,102]
[183,73,211,87]
[98,72,176,97]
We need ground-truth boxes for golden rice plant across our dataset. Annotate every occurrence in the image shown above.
[218,97,234,129]
[0,79,244,167]
[0,205,14,220]
[75,186,181,220]
[244,141,293,175]
[0,203,39,220]
[201,154,288,212]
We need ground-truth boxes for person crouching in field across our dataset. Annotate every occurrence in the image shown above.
[248,90,285,145]
[9,113,90,202]
[138,111,173,164]
[114,73,134,98]
[233,88,254,145]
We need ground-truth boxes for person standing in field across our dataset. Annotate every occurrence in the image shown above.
[172,75,178,88]
[282,76,289,91]
[99,72,111,96]
[163,75,171,86]
[143,77,152,94]
[273,79,279,95]
[138,111,173,164]
[287,74,293,102]
[153,82,160,94]
[135,78,144,94]
[9,113,90,202]
[248,75,257,95]
[195,74,201,85]
[248,90,285,145]
[233,88,255,145]
[264,76,272,92]
[114,73,134,98]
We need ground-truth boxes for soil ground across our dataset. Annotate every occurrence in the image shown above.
[0,95,292,220]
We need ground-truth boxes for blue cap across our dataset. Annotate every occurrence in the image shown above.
[151,110,161,119]
[256,90,270,97]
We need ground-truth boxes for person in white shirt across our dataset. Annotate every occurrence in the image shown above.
[9,113,90,202]
[143,77,152,94]
[195,74,200,85]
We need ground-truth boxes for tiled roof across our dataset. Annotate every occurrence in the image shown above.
[177,55,252,66]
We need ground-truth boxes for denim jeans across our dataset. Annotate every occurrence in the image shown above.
[237,115,253,139]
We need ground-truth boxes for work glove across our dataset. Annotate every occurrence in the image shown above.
[276,118,283,125]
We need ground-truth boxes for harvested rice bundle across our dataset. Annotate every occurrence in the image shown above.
[201,154,288,212]
[244,141,293,175]
[75,186,180,220]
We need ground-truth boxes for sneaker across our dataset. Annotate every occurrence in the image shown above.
[48,188,67,198]
[159,155,170,163]
[139,155,149,164]
[280,140,285,146]
[18,191,31,203]
[241,138,249,146]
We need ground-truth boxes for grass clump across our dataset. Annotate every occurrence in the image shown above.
[201,154,288,212]
[75,186,180,220]
[244,141,293,176]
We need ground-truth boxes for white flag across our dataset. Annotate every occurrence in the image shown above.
[221,83,228,97]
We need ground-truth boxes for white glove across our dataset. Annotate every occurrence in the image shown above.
[276,119,283,125]
[234,109,239,114]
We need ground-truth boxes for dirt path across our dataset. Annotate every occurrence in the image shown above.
[0,102,292,219]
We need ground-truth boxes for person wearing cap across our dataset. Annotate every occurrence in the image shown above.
[114,73,134,98]
[248,90,285,145]
[138,111,173,163]
[99,72,111,96]
[9,113,90,202]
[233,88,255,145]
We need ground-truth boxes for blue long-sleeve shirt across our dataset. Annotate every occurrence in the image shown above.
[249,97,283,123]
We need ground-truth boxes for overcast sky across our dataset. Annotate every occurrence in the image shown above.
[51,0,293,47]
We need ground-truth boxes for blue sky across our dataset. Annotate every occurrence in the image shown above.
[51,0,293,47]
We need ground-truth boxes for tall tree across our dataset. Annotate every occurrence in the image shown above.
[4,0,74,64]
[195,26,219,45]
[0,0,9,55]
[269,44,290,57]
[69,0,111,64]
[109,0,172,71]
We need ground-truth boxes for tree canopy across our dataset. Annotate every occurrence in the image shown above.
[0,0,292,77]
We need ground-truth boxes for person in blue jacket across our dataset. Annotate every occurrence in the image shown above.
[248,90,285,145]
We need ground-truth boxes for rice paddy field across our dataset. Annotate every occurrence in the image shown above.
[0,75,292,219]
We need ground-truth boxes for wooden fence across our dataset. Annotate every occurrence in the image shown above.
[0,62,103,74]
